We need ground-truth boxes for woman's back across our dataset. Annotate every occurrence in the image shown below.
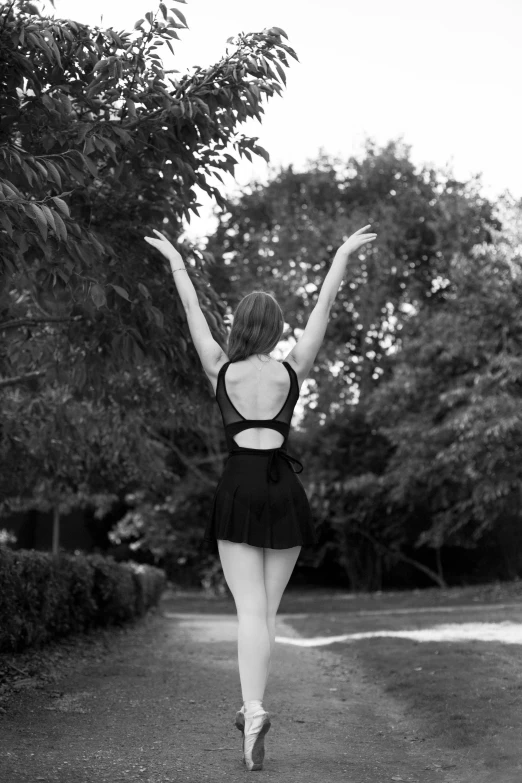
[216,358,300,450]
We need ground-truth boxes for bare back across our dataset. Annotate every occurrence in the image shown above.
[215,358,302,450]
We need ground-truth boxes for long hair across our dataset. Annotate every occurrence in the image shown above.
[226,291,284,362]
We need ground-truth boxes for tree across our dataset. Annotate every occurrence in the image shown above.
[0,381,177,552]
[365,195,522,574]
[0,0,299,555]
[0,0,296,396]
[205,140,500,405]
[202,141,511,588]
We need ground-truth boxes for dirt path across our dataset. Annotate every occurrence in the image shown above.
[0,594,493,783]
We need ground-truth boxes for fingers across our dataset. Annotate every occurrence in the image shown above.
[355,224,372,234]
[152,228,169,240]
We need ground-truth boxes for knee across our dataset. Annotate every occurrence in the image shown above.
[235,595,268,623]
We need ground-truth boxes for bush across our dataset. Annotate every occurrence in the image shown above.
[0,549,166,652]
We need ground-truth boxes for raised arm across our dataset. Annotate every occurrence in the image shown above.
[286,224,377,384]
[144,229,225,376]
[144,228,198,309]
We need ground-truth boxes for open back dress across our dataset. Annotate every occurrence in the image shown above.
[203,360,317,553]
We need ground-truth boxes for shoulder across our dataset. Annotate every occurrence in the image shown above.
[204,352,229,395]
[283,354,306,390]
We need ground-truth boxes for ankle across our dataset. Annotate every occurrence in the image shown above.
[244,699,263,714]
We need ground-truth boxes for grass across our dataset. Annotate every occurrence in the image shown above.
[279,586,522,778]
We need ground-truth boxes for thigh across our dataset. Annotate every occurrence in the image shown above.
[217,540,267,614]
[263,546,301,617]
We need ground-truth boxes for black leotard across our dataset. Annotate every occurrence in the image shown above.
[202,360,317,552]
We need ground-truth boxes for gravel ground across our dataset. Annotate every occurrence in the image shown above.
[0,587,518,783]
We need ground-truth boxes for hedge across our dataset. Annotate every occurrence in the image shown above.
[0,548,166,652]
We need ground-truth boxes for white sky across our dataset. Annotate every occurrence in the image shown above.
[50,0,522,240]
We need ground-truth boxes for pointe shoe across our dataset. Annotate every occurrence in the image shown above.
[235,704,246,734]
[243,709,271,771]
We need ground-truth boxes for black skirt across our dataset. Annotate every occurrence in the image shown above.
[202,446,317,554]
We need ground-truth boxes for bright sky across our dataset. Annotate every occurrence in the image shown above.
[50,0,521,240]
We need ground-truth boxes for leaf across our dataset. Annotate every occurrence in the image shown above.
[269,27,288,39]
[21,162,34,187]
[51,197,70,218]
[90,284,106,309]
[0,181,20,199]
[138,282,151,299]
[145,11,153,24]
[126,98,137,119]
[92,58,108,73]
[100,136,118,161]
[40,204,56,232]
[274,61,286,85]
[45,160,62,187]
[84,136,95,155]
[159,3,167,19]
[134,18,145,29]
[110,284,131,301]
[26,203,48,241]
[112,126,132,144]
[82,155,99,179]
[53,211,68,241]
[0,211,13,237]
[150,306,164,328]
[253,145,270,164]
[170,7,188,25]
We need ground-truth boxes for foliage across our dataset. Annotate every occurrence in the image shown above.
[0,0,295,390]
[300,195,522,589]
[205,140,500,402]
[201,142,509,587]
[106,478,223,590]
[0,0,296,546]
[0,379,176,516]
[2,0,518,590]
[0,546,166,652]
[365,195,522,552]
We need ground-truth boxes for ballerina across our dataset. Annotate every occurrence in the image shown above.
[144,223,377,770]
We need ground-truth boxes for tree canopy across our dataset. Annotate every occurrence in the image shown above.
[1,0,295,392]
[204,143,521,588]
[2,0,521,589]
[0,0,297,541]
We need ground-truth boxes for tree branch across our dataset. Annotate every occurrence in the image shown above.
[349,523,447,588]
[142,423,222,488]
[0,370,46,390]
[0,315,83,331]
[1,0,16,32]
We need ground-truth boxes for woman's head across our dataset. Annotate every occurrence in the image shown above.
[226,291,284,362]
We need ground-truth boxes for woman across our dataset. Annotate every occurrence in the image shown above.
[144,223,377,771]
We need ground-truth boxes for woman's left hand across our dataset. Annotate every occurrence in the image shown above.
[144,229,183,266]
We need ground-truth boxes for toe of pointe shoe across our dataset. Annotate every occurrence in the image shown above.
[243,711,271,771]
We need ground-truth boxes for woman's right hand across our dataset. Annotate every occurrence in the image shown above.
[336,224,377,257]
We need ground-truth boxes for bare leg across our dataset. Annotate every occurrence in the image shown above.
[263,545,301,691]
[217,539,269,703]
